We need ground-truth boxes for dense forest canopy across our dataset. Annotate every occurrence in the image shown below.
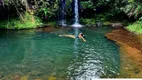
[0,0,141,19]
[0,0,141,31]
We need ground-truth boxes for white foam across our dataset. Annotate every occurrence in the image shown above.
[71,23,82,28]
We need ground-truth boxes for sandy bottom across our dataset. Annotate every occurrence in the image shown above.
[106,29,142,78]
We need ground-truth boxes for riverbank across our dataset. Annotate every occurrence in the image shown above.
[106,29,142,77]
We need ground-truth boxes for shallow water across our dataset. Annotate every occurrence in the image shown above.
[0,27,120,79]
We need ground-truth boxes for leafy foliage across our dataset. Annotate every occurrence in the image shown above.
[121,0,142,19]
[80,1,94,9]
[0,0,142,31]
[36,0,59,19]
[2,0,142,19]
[0,12,42,29]
[126,20,142,33]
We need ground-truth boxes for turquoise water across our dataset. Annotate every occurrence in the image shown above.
[0,27,120,79]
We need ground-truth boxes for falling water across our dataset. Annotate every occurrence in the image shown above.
[74,0,79,24]
[58,0,66,26]
[0,0,4,6]
[72,0,82,27]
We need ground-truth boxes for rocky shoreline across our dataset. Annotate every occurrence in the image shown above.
[106,29,142,78]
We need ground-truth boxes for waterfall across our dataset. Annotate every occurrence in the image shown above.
[74,0,79,24]
[72,0,82,56]
[58,0,82,27]
[0,0,4,6]
[72,0,82,27]
[58,0,66,26]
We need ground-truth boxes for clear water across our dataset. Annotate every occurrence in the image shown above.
[0,27,120,79]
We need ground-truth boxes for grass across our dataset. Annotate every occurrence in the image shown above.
[126,20,142,34]
[0,13,43,29]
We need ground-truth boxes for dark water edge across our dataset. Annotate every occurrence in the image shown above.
[0,26,120,79]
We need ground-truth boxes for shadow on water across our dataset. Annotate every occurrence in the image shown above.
[0,26,120,79]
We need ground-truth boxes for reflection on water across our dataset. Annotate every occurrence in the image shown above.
[73,27,80,57]
[0,27,120,79]
[71,27,103,79]
[67,27,120,80]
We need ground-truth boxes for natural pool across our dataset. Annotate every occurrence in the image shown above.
[0,27,120,79]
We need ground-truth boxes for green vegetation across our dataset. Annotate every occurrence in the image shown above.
[0,0,59,29]
[0,12,42,29]
[80,18,96,25]
[0,0,142,33]
[122,0,142,34]
[126,20,142,34]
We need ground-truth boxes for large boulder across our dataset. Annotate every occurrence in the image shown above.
[110,23,125,28]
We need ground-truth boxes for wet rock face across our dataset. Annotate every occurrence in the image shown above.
[96,22,103,27]
[84,22,103,28]
[110,23,124,28]
[0,0,3,6]
[84,22,125,28]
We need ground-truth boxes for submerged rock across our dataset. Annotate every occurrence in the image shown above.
[35,78,42,80]
[0,72,4,79]
[104,22,125,28]
[96,22,103,27]
[85,22,103,28]
[48,76,56,80]
[106,29,142,78]
[13,74,20,80]
[30,71,42,77]
[20,75,29,80]
[106,29,142,51]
